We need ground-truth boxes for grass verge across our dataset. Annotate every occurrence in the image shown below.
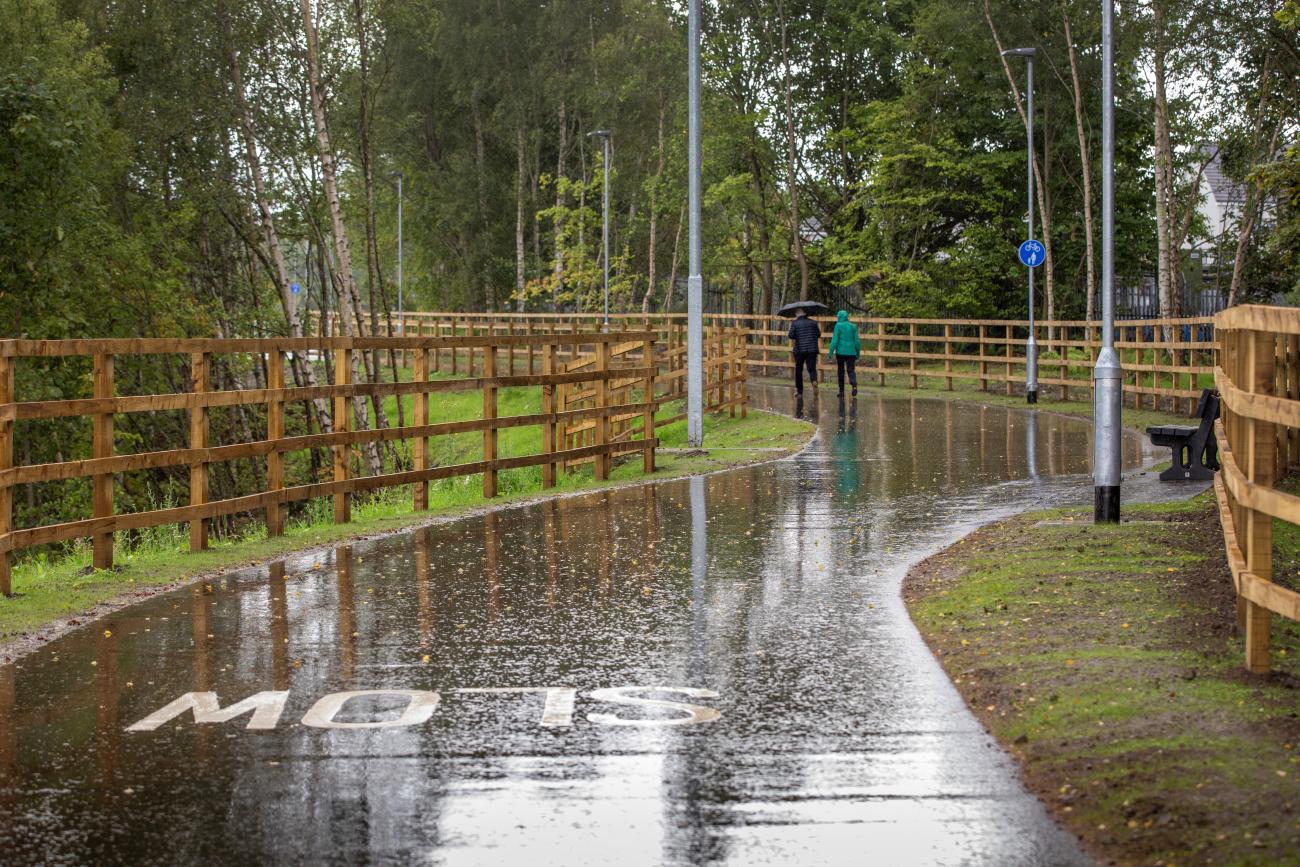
[1,400,813,650]
[903,496,1300,866]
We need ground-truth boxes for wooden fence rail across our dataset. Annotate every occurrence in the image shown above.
[326,311,1215,412]
[557,326,747,464]
[0,332,659,595]
[1212,305,1300,673]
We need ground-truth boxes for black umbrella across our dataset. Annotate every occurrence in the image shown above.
[776,300,831,318]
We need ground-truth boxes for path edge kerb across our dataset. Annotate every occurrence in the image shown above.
[0,420,821,665]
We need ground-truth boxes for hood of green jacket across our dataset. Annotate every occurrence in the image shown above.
[837,310,848,322]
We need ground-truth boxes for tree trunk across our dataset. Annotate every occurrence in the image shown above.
[553,97,568,307]
[220,3,332,435]
[351,0,404,455]
[985,1,1056,333]
[473,100,493,310]
[300,0,383,477]
[1042,89,1055,336]
[1229,56,1284,306]
[663,202,686,312]
[749,147,775,316]
[643,94,667,315]
[779,0,810,300]
[1063,10,1097,321]
[516,123,528,311]
[1152,0,1176,324]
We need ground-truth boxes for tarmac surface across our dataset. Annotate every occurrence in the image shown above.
[0,385,1198,865]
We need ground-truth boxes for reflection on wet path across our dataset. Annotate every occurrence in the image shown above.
[0,387,1178,865]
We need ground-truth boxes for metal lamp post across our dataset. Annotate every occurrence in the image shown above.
[588,129,612,331]
[1002,47,1038,404]
[686,0,704,447]
[1093,0,1123,522]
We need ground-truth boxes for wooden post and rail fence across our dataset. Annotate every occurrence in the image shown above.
[337,311,1217,413]
[5,307,1300,674]
[0,331,661,597]
[1210,305,1300,674]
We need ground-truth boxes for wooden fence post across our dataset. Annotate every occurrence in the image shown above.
[1243,328,1275,673]
[643,337,656,474]
[1059,325,1068,401]
[877,322,886,386]
[483,344,498,498]
[450,321,458,376]
[93,353,114,570]
[1005,324,1014,396]
[334,346,352,524]
[266,349,286,537]
[727,329,738,418]
[527,319,536,375]
[909,323,918,389]
[740,328,749,418]
[944,324,953,391]
[979,325,989,391]
[0,354,12,596]
[413,347,429,511]
[543,343,557,489]
[433,319,443,373]
[595,338,610,481]
[506,319,515,376]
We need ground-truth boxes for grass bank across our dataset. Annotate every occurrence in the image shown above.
[1,398,813,651]
[904,496,1300,866]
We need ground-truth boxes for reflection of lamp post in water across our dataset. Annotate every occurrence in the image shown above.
[1093,0,1123,523]
[689,475,707,683]
[1001,46,1038,404]
[1026,411,1039,481]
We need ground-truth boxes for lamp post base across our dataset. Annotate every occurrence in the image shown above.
[1026,389,1038,405]
[1094,485,1120,523]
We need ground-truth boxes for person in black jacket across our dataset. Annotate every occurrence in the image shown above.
[787,310,822,395]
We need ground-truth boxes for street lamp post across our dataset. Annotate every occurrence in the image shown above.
[1093,0,1123,522]
[588,130,612,331]
[686,0,704,447]
[1002,47,1038,404]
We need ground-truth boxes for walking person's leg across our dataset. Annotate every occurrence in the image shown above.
[836,355,846,394]
[847,356,858,395]
[808,353,818,388]
[794,352,805,394]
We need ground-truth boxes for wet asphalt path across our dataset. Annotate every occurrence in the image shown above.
[0,386,1193,866]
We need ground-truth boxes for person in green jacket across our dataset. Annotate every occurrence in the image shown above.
[828,310,860,396]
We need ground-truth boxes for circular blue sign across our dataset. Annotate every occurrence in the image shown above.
[1018,240,1045,268]
[290,282,301,295]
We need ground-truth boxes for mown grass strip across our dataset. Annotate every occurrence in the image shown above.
[904,496,1300,866]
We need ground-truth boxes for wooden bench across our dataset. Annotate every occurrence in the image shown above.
[1146,388,1220,481]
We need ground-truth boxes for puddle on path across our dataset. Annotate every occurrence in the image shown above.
[0,386,1187,865]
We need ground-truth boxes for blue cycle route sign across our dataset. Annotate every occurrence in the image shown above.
[290,282,301,295]
[1018,239,1045,268]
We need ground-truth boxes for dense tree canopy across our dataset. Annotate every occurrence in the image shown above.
[1,0,1296,333]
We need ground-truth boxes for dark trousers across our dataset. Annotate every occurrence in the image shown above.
[836,355,858,393]
[794,351,818,393]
